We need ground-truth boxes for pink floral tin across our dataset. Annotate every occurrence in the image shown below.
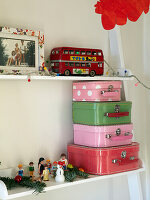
[73,81,122,102]
[73,123,133,147]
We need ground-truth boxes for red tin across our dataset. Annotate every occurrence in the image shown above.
[67,143,140,175]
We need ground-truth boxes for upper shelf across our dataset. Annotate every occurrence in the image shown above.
[0,75,134,81]
[6,168,144,199]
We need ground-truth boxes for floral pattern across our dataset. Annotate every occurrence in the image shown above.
[0,26,44,71]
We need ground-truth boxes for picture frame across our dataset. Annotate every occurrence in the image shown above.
[0,26,44,74]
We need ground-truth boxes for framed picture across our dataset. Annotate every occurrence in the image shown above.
[0,27,44,74]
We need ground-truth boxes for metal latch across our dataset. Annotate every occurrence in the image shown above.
[105,134,112,139]
[121,151,126,159]
[108,85,113,91]
[112,159,118,164]
[124,132,130,136]
[116,128,121,136]
[115,105,120,113]
[101,85,114,94]
[130,156,135,160]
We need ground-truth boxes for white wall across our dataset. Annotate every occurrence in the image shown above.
[143,12,150,200]
[0,0,148,200]
[0,0,108,167]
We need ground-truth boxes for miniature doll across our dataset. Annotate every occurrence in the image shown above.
[38,157,45,179]
[59,153,68,170]
[43,166,49,181]
[29,162,34,177]
[17,164,24,176]
[52,161,58,171]
[51,161,58,177]
[46,159,52,174]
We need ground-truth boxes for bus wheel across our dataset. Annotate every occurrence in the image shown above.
[64,70,71,76]
[89,70,96,77]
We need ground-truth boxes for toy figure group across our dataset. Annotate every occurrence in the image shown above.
[17,153,68,182]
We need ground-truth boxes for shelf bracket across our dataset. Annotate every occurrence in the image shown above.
[127,172,143,200]
[108,26,128,100]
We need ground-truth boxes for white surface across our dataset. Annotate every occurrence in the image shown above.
[0,75,133,81]
[6,168,144,200]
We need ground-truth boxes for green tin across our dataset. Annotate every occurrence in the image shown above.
[72,101,132,126]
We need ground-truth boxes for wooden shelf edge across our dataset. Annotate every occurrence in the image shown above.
[0,75,134,81]
[7,168,145,199]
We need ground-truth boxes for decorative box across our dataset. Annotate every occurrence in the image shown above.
[72,101,132,126]
[73,123,133,147]
[73,81,122,102]
[67,143,140,175]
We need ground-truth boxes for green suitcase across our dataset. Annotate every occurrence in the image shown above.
[72,101,132,125]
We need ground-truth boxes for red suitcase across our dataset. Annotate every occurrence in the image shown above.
[67,142,140,175]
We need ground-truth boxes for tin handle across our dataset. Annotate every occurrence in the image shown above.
[104,112,129,117]
[112,159,139,165]
[110,134,133,141]
[101,91,119,97]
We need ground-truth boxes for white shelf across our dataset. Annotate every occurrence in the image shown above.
[0,75,133,81]
[6,168,145,199]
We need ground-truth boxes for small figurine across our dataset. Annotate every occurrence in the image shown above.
[59,153,68,170]
[17,164,24,177]
[52,161,58,171]
[29,162,34,177]
[43,166,49,181]
[46,159,52,174]
[55,164,65,183]
[38,157,45,179]
[51,161,57,177]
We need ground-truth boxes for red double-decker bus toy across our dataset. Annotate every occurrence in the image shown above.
[50,47,104,77]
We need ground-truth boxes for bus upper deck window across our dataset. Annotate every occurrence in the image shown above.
[98,52,102,56]
[92,51,97,55]
[87,51,91,55]
[81,63,86,67]
[81,51,86,55]
[86,63,91,67]
[75,51,80,55]
[64,50,68,54]
[52,50,55,55]
[69,50,74,54]
[75,63,80,67]
[69,62,74,67]
[56,50,59,54]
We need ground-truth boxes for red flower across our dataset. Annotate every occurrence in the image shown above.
[95,0,150,30]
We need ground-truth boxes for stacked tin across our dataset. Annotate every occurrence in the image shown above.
[67,81,140,175]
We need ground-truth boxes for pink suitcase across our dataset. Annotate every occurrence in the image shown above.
[73,81,122,102]
[73,124,133,147]
[68,142,140,175]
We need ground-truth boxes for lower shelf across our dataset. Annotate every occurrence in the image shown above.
[6,168,145,199]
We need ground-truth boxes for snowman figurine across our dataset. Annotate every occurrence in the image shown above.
[55,164,65,183]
